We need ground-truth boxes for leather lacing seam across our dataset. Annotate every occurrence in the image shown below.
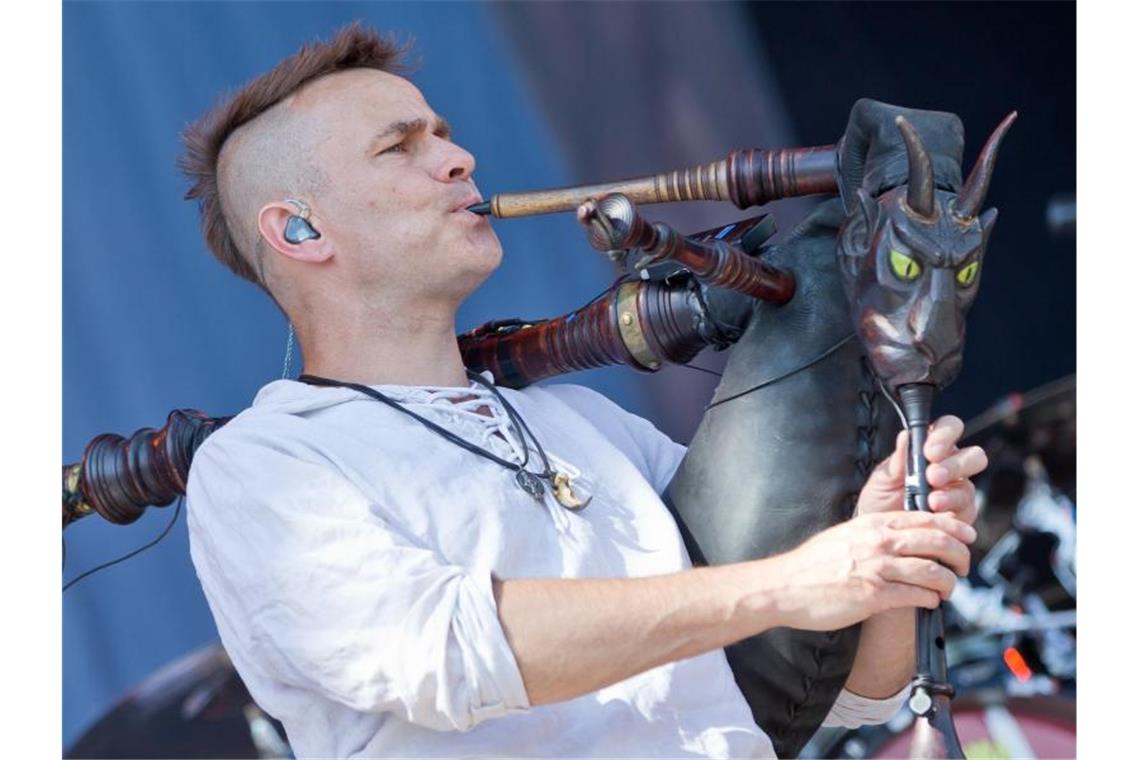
[774,354,881,749]
[855,356,882,483]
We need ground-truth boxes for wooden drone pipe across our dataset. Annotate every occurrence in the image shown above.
[472,145,837,218]
[63,410,231,528]
[580,193,795,305]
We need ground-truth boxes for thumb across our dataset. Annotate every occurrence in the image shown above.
[869,429,909,489]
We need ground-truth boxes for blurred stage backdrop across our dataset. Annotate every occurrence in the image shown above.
[63,1,1074,748]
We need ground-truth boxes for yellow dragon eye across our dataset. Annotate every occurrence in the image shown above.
[956,261,979,287]
[889,249,922,281]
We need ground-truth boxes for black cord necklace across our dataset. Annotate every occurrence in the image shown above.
[297,370,589,509]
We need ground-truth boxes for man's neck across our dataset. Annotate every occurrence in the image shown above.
[294,299,469,388]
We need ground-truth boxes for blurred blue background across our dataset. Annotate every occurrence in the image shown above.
[62,1,1074,748]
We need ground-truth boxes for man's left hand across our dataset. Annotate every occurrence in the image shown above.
[856,415,987,525]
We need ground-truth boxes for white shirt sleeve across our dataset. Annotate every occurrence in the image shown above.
[539,383,687,493]
[821,685,909,729]
[186,421,531,733]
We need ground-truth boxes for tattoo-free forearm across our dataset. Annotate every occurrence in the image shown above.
[494,509,971,707]
[492,561,779,706]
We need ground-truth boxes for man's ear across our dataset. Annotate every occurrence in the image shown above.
[257,202,334,263]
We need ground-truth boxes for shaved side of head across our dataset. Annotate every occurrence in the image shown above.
[216,98,327,291]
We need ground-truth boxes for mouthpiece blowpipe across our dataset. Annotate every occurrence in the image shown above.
[470,145,837,219]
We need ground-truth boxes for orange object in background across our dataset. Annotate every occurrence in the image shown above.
[1003,646,1034,683]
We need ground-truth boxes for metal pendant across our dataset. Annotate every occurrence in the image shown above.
[553,471,591,510]
[515,469,546,500]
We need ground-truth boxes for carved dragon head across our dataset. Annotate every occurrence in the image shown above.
[837,111,1017,393]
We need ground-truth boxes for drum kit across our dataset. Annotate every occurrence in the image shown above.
[67,377,1076,759]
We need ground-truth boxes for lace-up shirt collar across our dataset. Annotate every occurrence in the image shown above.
[364,371,530,464]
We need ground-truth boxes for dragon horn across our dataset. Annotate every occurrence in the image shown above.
[956,111,1019,219]
[895,115,936,218]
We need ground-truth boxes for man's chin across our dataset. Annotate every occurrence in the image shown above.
[450,242,502,295]
[468,238,503,275]
[468,228,504,267]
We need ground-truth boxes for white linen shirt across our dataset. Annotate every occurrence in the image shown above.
[187,374,904,758]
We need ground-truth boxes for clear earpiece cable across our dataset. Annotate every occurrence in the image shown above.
[282,323,296,379]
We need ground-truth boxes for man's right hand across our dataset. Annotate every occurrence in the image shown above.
[763,510,975,632]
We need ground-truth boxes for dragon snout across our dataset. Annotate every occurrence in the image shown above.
[910,298,962,365]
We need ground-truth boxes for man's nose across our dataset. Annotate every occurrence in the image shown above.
[432,137,476,182]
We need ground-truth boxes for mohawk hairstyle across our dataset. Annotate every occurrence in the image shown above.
[178,23,413,291]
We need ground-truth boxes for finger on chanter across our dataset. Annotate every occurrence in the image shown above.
[928,481,980,524]
[923,415,966,460]
[927,446,988,488]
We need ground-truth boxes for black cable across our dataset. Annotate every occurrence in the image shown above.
[468,369,554,478]
[679,363,723,378]
[494,275,629,331]
[62,496,184,593]
[704,333,856,411]
[299,373,541,473]
[585,274,629,309]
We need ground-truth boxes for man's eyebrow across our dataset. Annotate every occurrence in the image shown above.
[370,116,453,146]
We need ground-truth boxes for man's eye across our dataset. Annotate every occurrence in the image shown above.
[379,142,406,155]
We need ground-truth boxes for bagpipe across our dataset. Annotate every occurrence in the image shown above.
[62,98,1014,758]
